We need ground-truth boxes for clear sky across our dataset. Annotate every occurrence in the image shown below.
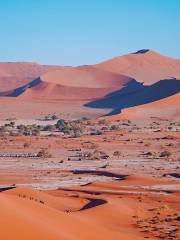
[0,0,180,65]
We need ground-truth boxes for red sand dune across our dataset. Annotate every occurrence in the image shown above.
[0,186,143,240]
[0,62,64,92]
[1,175,179,240]
[105,92,180,121]
[5,187,87,212]
[13,67,133,100]
[0,50,179,119]
[95,49,180,85]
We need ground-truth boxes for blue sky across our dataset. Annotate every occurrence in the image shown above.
[0,0,180,65]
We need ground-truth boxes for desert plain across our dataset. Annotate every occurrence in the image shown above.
[0,50,180,240]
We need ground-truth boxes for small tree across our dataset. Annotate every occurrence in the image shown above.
[43,125,56,131]
[113,151,121,158]
[23,142,30,148]
[37,149,52,158]
[56,119,68,130]
[159,151,172,158]
[110,125,119,131]
[10,121,15,128]
[98,119,109,125]
[32,129,40,136]
[51,114,58,120]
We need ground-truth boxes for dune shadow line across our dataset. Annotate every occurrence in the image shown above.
[0,78,41,97]
[80,198,107,211]
[71,170,128,179]
[85,78,180,115]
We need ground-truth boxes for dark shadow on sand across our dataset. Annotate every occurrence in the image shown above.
[85,78,180,115]
[0,186,16,192]
[0,78,41,97]
[80,198,107,211]
[71,170,128,179]
[165,173,180,179]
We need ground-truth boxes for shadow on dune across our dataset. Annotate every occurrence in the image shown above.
[105,79,144,98]
[164,173,180,179]
[58,187,102,195]
[0,78,41,97]
[80,198,107,211]
[85,78,180,115]
[0,186,16,192]
[133,49,150,54]
[71,170,128,179]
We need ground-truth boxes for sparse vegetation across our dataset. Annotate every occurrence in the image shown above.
[23,142,30,148]
[0,126,8,136]
[98,119,109,125]
[43,124,56,131]
[37,149,52,158]
[113,151,121,158]
[110,125,119,131]
[159,150,172,158]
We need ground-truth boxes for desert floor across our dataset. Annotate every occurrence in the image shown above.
[0,115,179,240]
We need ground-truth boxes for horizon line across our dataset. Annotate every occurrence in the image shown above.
[0,49,179,67]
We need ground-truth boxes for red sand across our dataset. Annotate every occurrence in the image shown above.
[0,186,142,240]
[95,50,180,84]
[106,93,180,122]
[0,62,64,92]
[0,50,180,239]
[17,67,132,100]
[1,175,179,240]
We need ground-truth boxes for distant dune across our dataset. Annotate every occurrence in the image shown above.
[0,50,179,240]
[104,93,180,122]
[0,50,179,119]
[85,78,180,115]
[5,67,134,100]
[95,49,180,85]
[0,62,64,92]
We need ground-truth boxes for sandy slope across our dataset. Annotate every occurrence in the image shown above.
[1,174,179,240]
[105,92,180,121]
[5,187,87,212]
[11,67,133,100]
[95,49,180,84]
[0,50,179,119]
[0,187,142,240]
[0,62,64,92]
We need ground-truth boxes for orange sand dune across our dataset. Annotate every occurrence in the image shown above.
[0,187,142,240]
[106,92,180,121]
[5,187,87,212]
[56,174,180,197]
[95,49,180,84]
[0,50,180,118]
[13,67,133,100]
[0,62,64,92]
[41,67,129,88]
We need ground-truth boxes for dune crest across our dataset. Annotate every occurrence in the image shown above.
[95,50,180,84]
[0,50,179,118]
[0,187,142,240]
[0,62,65,92]
[104,93,180,121]
[7,67,134,100]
